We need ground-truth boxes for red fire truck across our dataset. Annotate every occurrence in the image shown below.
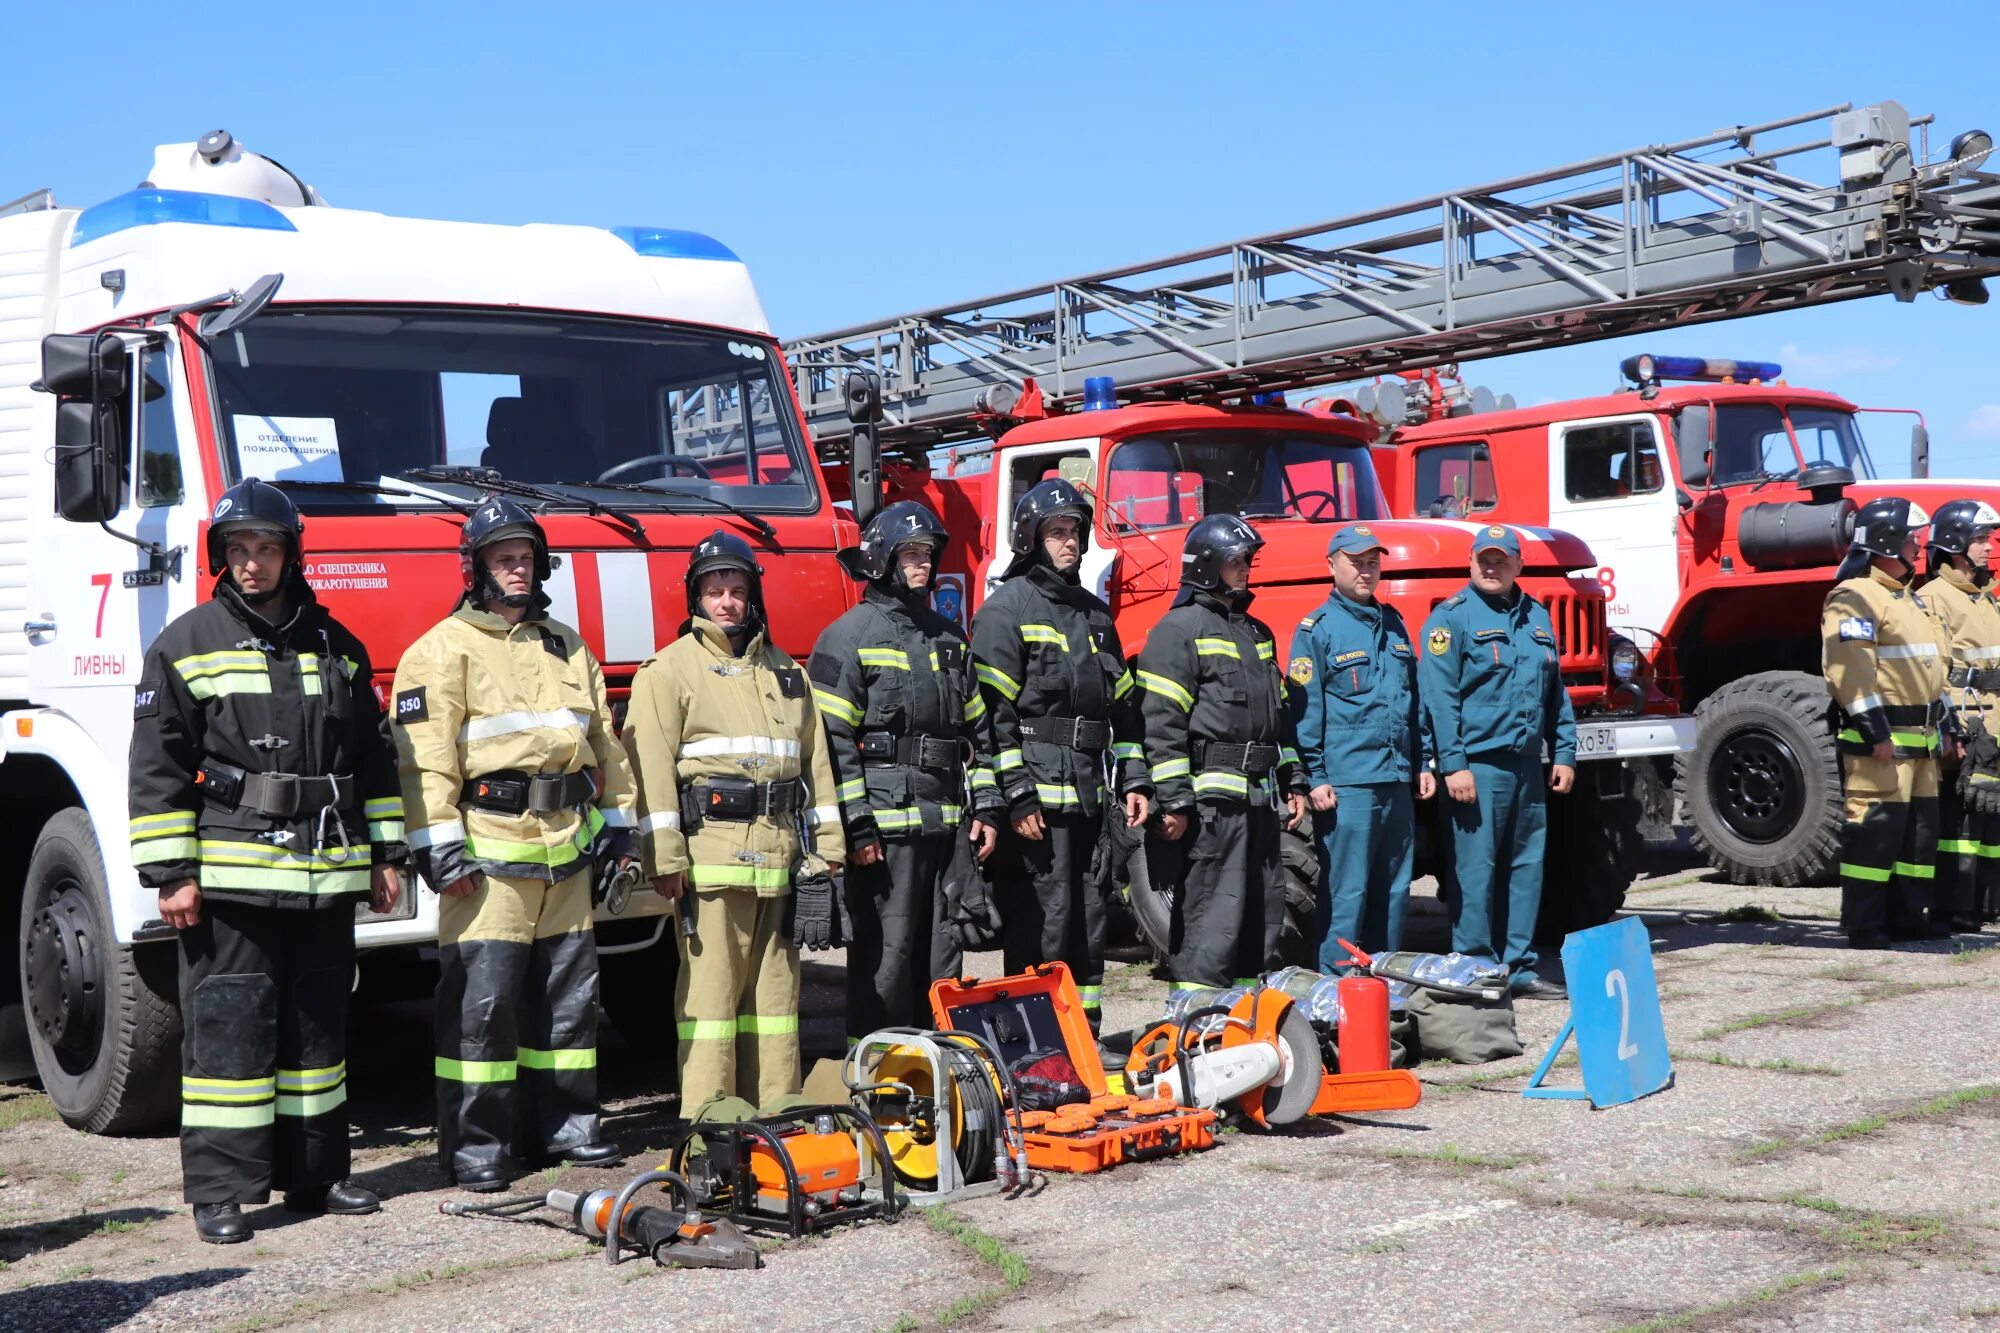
[1362,356,2000,887]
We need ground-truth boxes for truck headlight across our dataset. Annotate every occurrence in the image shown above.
[1609,638,1643,683]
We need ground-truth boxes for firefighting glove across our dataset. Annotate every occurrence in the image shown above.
[1962,724,2000,816]
[790,854,847,952]
[944,831,1004,950]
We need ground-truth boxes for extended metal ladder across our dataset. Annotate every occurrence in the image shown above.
[784,101,2000,453]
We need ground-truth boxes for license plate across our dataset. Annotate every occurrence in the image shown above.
[1576,723,1618,757]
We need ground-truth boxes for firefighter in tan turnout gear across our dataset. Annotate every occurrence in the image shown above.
[392,498,637,1193]
[1919,499,2000,930]
[1823,497,1954,948]
[626,531,846,1110]
[130,479,403,1245]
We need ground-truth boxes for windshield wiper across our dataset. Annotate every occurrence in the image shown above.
[400,467,647,541]
[568,478,779,542]
[1746,468,1801,493]
[269,477,475,515]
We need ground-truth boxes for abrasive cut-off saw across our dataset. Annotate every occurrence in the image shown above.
[1122,987,1324,1129]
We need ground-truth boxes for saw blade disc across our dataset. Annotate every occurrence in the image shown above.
[1261,1004,1326,1126]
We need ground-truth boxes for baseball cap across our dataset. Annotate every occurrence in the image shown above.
[1327,524,1389,557]
[1472,523,1520,558]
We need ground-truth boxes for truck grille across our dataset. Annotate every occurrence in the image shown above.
[1543,591,1604,673]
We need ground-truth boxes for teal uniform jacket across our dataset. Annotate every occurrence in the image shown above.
[1287,590,1426,787]
[1417,584,1577,772]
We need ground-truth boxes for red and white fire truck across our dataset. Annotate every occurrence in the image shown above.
[0,134,862,1131]
[1357,357,2000,887]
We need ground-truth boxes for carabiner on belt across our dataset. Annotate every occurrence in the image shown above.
[315,804,355,865]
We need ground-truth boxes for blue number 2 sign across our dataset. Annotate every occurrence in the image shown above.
[1523,917,1673,1107]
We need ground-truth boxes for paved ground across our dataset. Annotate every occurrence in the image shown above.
[1,838,1997,1332]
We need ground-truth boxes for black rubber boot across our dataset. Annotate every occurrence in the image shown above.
[194,1203,250,1245]
[284,1180,381,1215]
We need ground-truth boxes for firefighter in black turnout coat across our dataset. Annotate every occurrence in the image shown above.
[969,479,1151,1026]
[129,479,404,1245]
[809,501,1002,1038]
[1137,515,1309,988]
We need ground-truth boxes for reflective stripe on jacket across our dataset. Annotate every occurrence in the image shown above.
[626,617,846,893]
[1135,589,1305,811]
[1824,567,1950,754]
[390,605,636,886]
[128,576,404,908]
[808,584,1000,842]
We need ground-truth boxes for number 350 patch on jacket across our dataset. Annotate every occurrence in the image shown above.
[1839,617,1876,642]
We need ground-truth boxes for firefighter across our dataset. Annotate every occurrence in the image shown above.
[1826,498,1954,947]
[808,502,1002,1040]
[970,479,1150,1026]
[392,497,637,1193]
[1287,525,1433,966]
[1923,499,2000,930]
[1139,515,1310,989]
[131,479,403,1244]
[1416,524,1575,999]
[626,531,846,1109]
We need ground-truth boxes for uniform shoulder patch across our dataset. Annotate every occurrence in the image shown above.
[1427,626,1452,656]
[1287,656,1314,686]
[1838,617,1876,642]
[392,686,429,725]
[808,651,844,686]
[1298,615,1319,630]
[134,679,161,718]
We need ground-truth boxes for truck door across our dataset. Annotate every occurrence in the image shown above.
[27,338,203,715]
[1545,414,1677,635]
[983,440,1103,599]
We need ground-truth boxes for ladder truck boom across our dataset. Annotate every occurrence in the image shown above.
[785,100,2000,452]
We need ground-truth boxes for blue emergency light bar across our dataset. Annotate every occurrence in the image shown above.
[1083,376,1119,411]
[71,189,298,247]
[1621,354,1783,384]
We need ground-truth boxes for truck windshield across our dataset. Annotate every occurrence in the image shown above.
[1711,403,1879,483]
[1103,431,1386,531]
[206,308,817,511]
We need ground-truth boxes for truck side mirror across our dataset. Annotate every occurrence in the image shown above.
[1910,421,1930,479]
[842,370,883,529]
[1674,406,1712,489]
[39,334,130,523]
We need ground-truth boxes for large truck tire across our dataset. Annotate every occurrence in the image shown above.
[1534,769,1642,943]
[1113,808,1317,969]
[1678,671,1842,887]
[20,809,180,1134]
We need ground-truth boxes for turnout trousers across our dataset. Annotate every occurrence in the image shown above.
[1839,754,1941,936]
[1441,750,1548,981]
[677,889,800,1110]
[845,832,957,1041]
[1316,781,1415,970]
[178,899,354,1204]
[1938,772,2000,922]
[435,871,600,1177]
[997,810,1106,1019]
[1154,798,1283,990]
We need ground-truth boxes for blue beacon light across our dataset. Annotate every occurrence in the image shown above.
[1082,376,1119,411]
[1622,354,1783,384]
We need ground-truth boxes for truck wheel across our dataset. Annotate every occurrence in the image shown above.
[598,930,678,1063]
[1679,671,1842,887]
[1535,773,1641,942]
[1113,811,1319,969]
[20,809,180,1134]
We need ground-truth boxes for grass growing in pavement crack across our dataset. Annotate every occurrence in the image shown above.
[1694,980,1959,1040]
[1734,1084,2000,1162]
[1712,904,1786,924]
[920,1207,1030,1327]
[0,1093,58,1132]
[1384,1142,1537,1172]
[1609,1267,1850,1332]
[1672,1049,1844,1077]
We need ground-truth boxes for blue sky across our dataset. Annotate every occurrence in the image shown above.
[5,1,1997,475]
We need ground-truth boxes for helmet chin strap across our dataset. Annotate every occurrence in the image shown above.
[475,567,536,610]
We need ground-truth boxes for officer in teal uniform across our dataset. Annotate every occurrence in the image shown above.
[1416,524,1576,999]
[1287,525,1434,967]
